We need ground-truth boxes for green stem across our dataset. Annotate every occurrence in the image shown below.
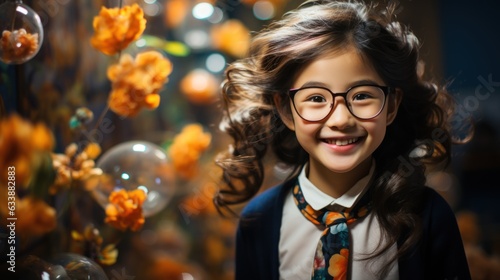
[92,104,110,133]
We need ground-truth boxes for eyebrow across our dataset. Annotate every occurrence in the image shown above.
[294,79,384,90]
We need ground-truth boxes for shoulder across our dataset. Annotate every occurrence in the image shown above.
[240,181,290,219]
[235,181,294,280]
[399,187,471,279]
[416,186,462,235]
[417,188,471,278]
[419,186,456,223]
[417,186,466,252]
[420,187,450,208]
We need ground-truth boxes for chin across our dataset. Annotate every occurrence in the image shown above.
[323,158,370,174]
[326,164,357,174]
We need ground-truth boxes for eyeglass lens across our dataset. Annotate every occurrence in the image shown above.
[292,85,386,121]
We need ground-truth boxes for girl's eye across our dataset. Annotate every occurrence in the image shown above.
[307,95,327,103]
[352,92,373,101]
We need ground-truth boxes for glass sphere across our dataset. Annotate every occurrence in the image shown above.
[92,141,176,217]
[48,253,108,280]
[0,0,44,64]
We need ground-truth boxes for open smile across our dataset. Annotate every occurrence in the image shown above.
[322,137,361,146]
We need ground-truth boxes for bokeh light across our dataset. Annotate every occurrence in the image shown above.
[144,2,162,17]
[184,29,210,49]
[253,1,275,20]
[192,2,214,20]
[206,53,226,73]
[180,69,219,104]
[208,7,224,24]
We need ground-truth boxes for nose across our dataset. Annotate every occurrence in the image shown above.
[324,98,355,130]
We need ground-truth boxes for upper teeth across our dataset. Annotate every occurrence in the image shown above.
[327,138,358,146]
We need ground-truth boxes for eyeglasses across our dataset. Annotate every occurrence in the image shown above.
[288,84,393,121]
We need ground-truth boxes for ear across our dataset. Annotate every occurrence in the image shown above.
[274,94,295,131]
[386,89,403,126]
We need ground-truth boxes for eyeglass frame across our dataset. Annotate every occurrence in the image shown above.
[288,84,395,121]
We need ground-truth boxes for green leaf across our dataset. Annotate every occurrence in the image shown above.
[163,41,190,57]
[140,35,190,57]
[141,35,165,48]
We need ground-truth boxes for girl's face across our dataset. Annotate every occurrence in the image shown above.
[281,49,400,185]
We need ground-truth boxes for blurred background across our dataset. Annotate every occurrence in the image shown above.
[0,0,499,279]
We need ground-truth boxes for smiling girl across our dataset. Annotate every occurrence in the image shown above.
[215,1,471,279]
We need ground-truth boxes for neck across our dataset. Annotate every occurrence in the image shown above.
[307,157,373,198]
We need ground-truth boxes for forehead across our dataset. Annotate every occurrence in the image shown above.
[292,49,383,90]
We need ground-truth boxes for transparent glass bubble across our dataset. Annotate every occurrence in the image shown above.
[48,253,109,280]
[92,141,176,217]
[40,264,71,280]
[0,0,44,64]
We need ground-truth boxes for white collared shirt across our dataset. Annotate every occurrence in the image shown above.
[279,163,399,280]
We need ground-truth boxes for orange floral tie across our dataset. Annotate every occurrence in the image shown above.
[292,183,372,280]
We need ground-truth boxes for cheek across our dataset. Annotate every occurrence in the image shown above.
[365,120,388,145]
[291,116,318,137]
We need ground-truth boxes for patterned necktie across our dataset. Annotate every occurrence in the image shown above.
[292,182,372,280]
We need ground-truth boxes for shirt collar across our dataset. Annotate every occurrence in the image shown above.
[297,161,375,211]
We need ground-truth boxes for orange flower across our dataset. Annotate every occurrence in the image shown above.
[50,142,103,194]
[105,189,146,231]
[147,256,192,280]
[0,29,39,63]
[90,4,146,55]
[168,124,211,179]
[99,244,119,265]
[0,114,54,186]
[15,196,57,237]
[211,19,250,58]
[163,0,189,28]
[71,225,118,266]
[328,248,349,280]
[180,69,219,104]
[205,235,226,265]
[180,181,218,216]
[84,142,102,160]
[107,51,173,117]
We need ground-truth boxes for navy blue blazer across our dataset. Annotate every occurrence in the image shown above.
[235,178,471,280]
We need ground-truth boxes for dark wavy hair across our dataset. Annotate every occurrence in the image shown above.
[215,0,468,276]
